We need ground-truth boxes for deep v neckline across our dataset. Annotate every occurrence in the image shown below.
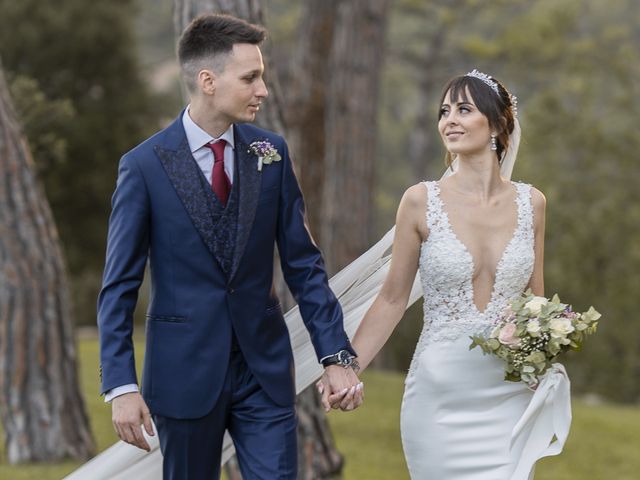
[435,181,521,315]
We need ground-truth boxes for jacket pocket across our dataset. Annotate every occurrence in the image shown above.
[146,314,187,323]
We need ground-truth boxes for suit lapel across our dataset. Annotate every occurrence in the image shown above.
[229,125,262,281]
[154,123,221,263]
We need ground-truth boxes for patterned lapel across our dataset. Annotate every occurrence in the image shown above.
[229,125,263,281]
[154,134,223,265]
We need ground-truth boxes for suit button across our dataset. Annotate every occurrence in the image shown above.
[228,287,235,294]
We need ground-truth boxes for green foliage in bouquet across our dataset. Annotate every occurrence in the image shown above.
[470,290,601,386]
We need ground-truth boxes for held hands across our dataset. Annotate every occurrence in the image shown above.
[111,392,155,451]
[316,365,364,412]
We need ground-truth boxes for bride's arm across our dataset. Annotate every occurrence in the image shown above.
[528,187,547,296]
[350,184,425,372]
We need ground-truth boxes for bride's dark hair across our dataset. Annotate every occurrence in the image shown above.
[438,74,516,168]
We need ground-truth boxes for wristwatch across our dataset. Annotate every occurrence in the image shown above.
[321,350,360,372]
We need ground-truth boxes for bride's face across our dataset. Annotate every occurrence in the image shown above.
[438,88,494,157]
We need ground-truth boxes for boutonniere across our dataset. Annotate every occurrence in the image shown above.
[248,140,282,171]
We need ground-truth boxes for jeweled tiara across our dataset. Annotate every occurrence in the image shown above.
[466,68,518,116]
[465,69,499,95]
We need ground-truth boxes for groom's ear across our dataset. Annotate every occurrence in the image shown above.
[197,69,216,96]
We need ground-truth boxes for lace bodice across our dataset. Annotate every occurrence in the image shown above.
[408,181,535,378]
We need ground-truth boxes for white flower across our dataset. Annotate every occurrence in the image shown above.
[525,296,549,315]
[549,318,575,339]
[526,319,542,335]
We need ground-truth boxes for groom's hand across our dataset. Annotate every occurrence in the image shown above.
[112,392,155,451]
[319,365,364,412]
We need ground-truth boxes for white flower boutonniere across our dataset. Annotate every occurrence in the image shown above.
[248,140,282,171]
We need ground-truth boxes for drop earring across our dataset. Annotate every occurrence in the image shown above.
[490,134,497,151]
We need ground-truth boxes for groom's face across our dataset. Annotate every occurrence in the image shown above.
[210,43,269,124]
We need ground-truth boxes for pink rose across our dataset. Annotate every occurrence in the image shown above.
[498,323,521,349]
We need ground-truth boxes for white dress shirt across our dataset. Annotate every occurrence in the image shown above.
[104,109,236,403]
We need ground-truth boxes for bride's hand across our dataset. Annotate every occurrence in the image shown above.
[328,382,364,412]
[316,376,364,412]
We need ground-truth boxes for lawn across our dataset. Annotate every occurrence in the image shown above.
[1,338,639,479]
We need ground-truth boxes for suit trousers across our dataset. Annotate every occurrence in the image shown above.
[153,344,298,480]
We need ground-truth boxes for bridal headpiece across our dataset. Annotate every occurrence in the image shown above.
[465,68,518,117]
[466,69,499,94]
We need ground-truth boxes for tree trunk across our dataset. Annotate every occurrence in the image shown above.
[321,0,390,273]
[295,388,344,479]
[285,0,340,236]
[405,36,444,181]
[0,61,95,463]
[172,2,343,478]
[402,0,483,180]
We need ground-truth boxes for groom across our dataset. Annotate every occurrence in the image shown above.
[97,13,362,480]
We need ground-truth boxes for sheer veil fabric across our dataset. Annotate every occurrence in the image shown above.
[65,118,569,479]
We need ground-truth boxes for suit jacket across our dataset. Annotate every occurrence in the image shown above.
[98,114,353,418]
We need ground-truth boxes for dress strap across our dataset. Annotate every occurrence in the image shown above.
[514,182,534,242]
[422,181,445,232]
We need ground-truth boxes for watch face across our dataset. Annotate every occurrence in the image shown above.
[337,350,352,365]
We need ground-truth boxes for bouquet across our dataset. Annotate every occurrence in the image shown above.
[469,290,601,387]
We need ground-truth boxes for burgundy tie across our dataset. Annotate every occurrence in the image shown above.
[204,140,230,206]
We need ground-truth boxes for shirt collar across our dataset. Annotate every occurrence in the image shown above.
[182,106,235,154]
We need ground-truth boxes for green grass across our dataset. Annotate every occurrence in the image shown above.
[2,339,640,479]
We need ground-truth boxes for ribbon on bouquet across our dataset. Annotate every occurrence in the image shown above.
[509,363,572,480]
[64,226,422,479]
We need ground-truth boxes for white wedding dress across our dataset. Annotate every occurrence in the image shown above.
[400,181,570,480]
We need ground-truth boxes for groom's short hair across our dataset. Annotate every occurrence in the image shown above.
[178,13,267,92]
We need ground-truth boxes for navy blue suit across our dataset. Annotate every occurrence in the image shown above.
[98,115,353,478]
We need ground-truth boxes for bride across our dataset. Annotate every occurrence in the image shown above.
[320,69,571,479]
[65,70,570,479]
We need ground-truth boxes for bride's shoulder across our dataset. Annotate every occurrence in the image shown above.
[397,183,430,237]
[529,185,546,210]
[401,182,430,209]
[513,181,546,208]
[520,184,547,219]
[396,183,431,221]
